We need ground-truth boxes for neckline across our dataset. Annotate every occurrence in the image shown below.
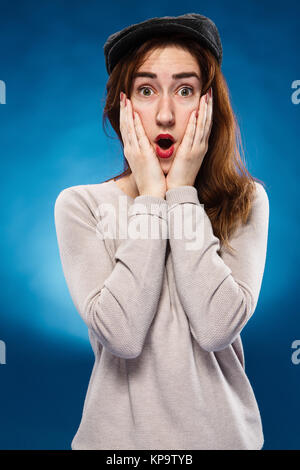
[108,178,135,201]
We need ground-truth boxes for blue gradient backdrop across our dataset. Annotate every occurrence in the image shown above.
[0,0,299,450]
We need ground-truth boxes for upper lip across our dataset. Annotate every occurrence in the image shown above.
[155,134,175,143]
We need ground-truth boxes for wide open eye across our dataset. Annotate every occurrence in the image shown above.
[138,86,153,97]
[178,87,193,97]
[137,86,193,97]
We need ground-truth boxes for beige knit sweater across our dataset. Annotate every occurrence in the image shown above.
[54,178,269,450]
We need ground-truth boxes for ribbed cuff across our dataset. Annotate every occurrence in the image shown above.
[129,195,168,220]
[166,185,200,208]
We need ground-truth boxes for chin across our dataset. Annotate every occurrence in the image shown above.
[160,161,171,175]
[160,163,170,175]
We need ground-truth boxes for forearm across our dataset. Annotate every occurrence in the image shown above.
[76,194,168,358]
[166,185,268,352]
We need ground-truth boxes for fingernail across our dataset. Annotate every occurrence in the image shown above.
[120,91,123,102]
[206,93,209,103]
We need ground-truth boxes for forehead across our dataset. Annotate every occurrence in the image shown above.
[137,45,200,73]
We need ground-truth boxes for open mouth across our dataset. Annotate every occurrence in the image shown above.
[156,138,174,149]
[155,138,175,159]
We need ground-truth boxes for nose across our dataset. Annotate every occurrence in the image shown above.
[156,95,175,127]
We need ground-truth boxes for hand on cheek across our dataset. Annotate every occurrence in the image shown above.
[119,92,167,198]
[166,87,213,190]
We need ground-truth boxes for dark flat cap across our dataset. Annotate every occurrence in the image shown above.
[103,13,223,75]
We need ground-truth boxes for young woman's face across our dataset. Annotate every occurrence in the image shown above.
[130,45,202,174]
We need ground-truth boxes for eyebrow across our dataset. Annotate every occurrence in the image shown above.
[133,72,201,81]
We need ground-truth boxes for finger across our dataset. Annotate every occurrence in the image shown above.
[120,95,136,169]
[133,110,152,153]
[203,90,213,145]
[192,93,208,147]
[178,109,197,151]
[119,93,129,148]
[125,97,139,149]
[201,89,212,146]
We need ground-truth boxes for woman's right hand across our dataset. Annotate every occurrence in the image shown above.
[119,92,167,199]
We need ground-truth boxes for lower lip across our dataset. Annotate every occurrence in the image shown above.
[155,144,174,159]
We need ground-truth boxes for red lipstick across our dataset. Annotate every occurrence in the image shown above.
[155,134,175,159]
[155,145,174,159]
[155,134,175,142]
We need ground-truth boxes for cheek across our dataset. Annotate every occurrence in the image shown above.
[133,106,153,134]
[177,110,194,138]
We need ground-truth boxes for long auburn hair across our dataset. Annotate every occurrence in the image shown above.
[101,33,266,253]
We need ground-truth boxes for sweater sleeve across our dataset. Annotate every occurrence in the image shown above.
[54,187,168,359]
[165,182,269,353]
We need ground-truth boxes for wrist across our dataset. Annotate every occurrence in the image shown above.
[167,184,194,191]
[140,192,166,199]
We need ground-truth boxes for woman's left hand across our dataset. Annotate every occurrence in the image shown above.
[166,87,213,190]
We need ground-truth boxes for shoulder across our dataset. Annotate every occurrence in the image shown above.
[54,180,119,231]
[54,179,116,213]
[253,181,269,205]
[251,181,270,218]
[237,181,269,236]
[222,181,269,251]
[229,181,269,240]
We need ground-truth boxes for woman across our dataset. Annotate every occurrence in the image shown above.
[54,13,269,450]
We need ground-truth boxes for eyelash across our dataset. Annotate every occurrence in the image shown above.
[137,86,193,97]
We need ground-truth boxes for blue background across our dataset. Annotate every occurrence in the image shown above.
[0,0,299,450]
